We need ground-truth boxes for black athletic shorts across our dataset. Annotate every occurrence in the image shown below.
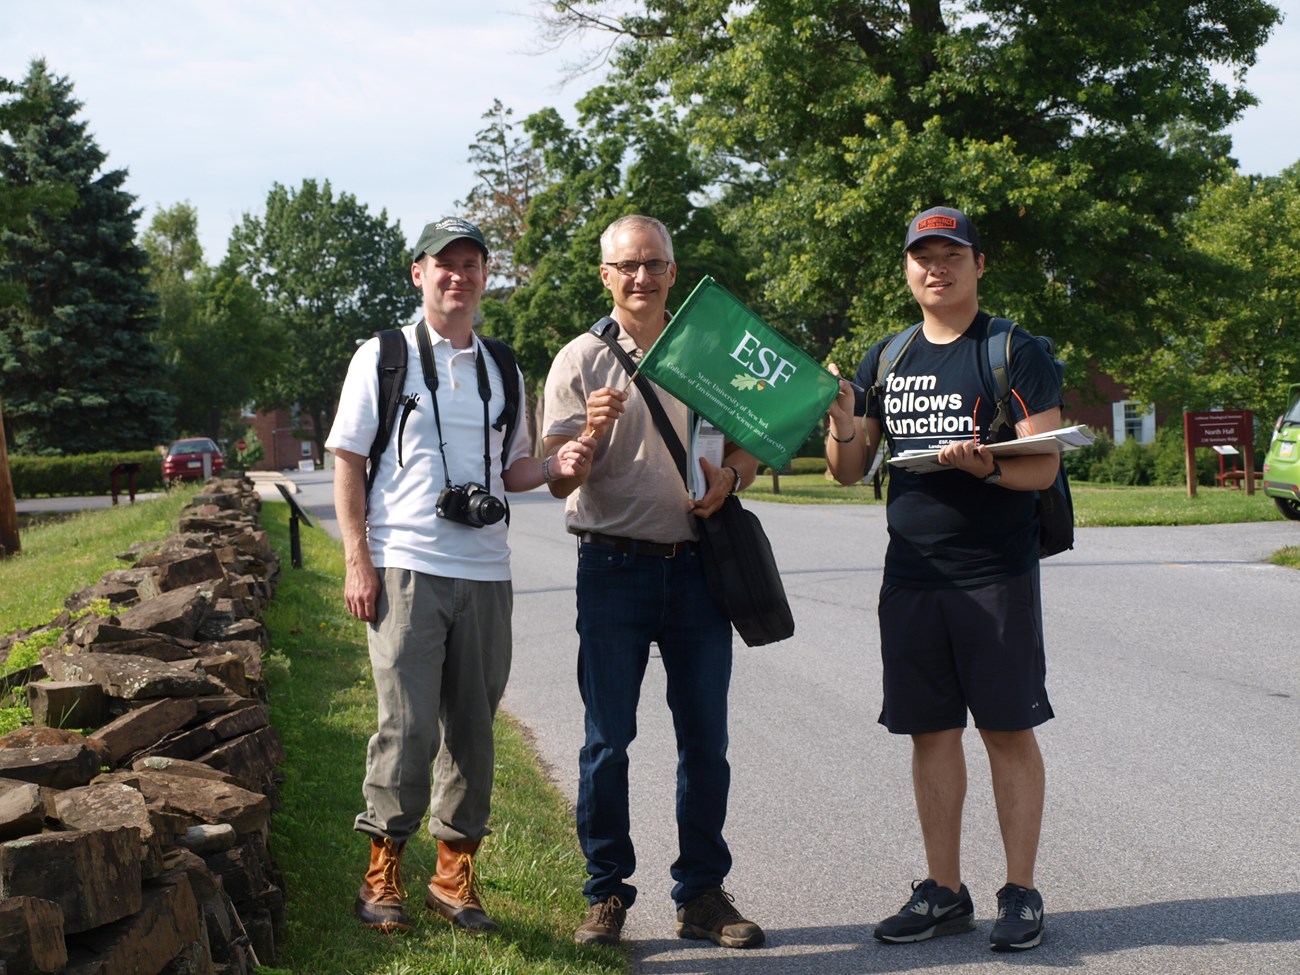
[877,569,1054,735]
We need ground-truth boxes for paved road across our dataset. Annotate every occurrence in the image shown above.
[280,470,1300,974]
[15,491,166,514]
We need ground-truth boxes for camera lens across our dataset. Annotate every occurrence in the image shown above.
[468,492,506,526]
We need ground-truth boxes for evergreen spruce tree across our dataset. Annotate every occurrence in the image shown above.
[0,59,173,454]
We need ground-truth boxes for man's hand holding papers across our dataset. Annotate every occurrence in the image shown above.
[887,425,1094,474]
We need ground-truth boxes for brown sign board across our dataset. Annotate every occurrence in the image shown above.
[1183,410,1256,497]
[1185,410,1252,448]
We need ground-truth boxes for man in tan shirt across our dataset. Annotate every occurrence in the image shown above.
[542,214,764,950]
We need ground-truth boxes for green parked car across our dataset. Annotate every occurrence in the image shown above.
[1263,384,1300,521]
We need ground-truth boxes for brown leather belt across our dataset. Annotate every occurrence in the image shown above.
[579,531,691,559]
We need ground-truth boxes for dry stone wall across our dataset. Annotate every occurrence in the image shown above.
[0,475,287,975]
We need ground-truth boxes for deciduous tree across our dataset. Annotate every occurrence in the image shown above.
[1117,164,1300,445]
[144,203,282,442]
[458,100,552,294]
[507,88,748,381]
[227,179,415,460]
[544,0,1280,372]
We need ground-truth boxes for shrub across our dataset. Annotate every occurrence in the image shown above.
[1064,428,1114,481]
[8,451,164,498]
[1098,438,1156,485]
[1071,421,1227,487]
[1153,424,1219,486]
[0,706,32,736]
[235,429,265,468]
[1,631,57,676]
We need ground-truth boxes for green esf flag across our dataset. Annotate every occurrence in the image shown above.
[639,275,839,470]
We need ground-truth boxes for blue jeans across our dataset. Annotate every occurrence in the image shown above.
[574,541,734,909]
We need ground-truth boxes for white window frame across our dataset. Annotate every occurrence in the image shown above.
[1112,400,1156,444]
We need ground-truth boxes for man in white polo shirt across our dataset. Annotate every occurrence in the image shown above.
[327,217,591,935]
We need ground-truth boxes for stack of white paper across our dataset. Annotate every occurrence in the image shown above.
[887,425,1095,474]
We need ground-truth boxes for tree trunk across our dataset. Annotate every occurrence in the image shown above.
[0,396,21,558]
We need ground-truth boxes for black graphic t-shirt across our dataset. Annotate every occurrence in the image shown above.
[854,312,1062,589]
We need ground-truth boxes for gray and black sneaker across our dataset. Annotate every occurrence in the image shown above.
[874,878,975,944]
[990,883,1044,951]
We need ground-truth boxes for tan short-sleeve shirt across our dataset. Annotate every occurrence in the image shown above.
[544,329,697,543]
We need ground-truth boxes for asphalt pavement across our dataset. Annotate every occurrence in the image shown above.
[271,470,1299,974]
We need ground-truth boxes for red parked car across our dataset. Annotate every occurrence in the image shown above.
[162,438,224,485]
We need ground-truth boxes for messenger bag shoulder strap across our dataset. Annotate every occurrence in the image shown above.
[589,316,689,485]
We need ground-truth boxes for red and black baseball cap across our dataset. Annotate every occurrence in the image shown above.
[903,206,980,252]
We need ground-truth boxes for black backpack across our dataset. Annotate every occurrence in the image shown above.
[873,317,1075,558]
[366,328,521,497]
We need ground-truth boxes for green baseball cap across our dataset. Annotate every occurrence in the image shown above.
[413,217,489,261]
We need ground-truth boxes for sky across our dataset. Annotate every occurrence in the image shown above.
[3,1,1298,261]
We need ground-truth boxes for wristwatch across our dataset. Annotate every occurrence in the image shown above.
[983,461,1003,485]
[725,466,741,494]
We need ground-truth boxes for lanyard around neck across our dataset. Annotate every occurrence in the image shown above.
[415,324,493,490]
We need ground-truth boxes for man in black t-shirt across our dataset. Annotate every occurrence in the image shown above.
[826,207,1062,953]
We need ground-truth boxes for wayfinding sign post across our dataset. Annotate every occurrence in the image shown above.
[1184,410,1255,497]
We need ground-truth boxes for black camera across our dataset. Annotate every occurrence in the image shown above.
[436,482,506,528]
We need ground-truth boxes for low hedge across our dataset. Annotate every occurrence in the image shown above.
[8,451,164,498]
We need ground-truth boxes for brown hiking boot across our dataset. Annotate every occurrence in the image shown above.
[676,887,765,948]
[425,839,499,933]
[355,836,411,932]
[574,895,626,945]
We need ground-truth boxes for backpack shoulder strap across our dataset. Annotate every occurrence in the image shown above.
[986,317,1017,400]
[368,329,409,495]
[479,334,521,465]
[984,317,1019,439]
[873,322,924,394]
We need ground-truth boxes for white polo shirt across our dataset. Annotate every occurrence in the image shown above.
[326,321,531,582]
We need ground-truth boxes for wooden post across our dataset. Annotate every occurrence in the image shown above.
[1184,412,1198,498]
[0,396,20,558]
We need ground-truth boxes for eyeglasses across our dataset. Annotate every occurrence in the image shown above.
[603,259,671,276]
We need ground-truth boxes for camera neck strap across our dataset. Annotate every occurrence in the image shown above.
[415,323,494,490]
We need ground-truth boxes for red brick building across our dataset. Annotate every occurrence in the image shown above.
[1063,368,1159,445]
[243,408,322,472]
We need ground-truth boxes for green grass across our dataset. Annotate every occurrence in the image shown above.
[747,471,886,504]
[746,471,1286,525]
[1069,483,1286,526]
[1271,546,1300,569]
[0,485,199,635]
[260,505,626,975]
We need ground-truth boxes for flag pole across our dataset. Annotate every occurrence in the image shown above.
[584,370,640,438]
